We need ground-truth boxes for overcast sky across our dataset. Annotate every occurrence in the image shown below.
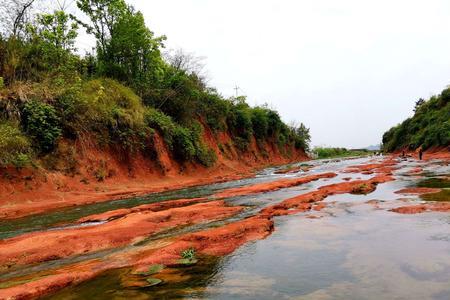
[83,0,450,148]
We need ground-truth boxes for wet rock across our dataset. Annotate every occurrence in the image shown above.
[391,203,450,214]
[213,172,337,199]
[394,187,441,195]
[0,201,243,268]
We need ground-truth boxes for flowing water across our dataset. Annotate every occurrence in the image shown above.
[2,156,450,299]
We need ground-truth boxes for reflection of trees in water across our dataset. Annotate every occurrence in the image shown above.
[152,255,227,299]
[46,256,227,300]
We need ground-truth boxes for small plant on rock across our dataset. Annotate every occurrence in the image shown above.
[181,248,196,260]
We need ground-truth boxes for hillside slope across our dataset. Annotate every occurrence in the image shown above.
[382,87,450,152]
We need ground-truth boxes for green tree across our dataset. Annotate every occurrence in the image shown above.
[104,7,165,92]
[77,0,165,93]
[30,10,79,69]
[76,0,127,54]
[293,123,311,151]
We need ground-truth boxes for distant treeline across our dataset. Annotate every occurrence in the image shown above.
[312,147,369,159]
[382,88,450,152]
[0,0,310,168]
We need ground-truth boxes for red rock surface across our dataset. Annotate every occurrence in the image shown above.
[274,165,311,174]
[394,187,442,195]
[77,197,207,223]
[213,172,337,199]
[343,159,397,175]
[260,175,394,217]
[391,203,450,214]
[0,201,242,269]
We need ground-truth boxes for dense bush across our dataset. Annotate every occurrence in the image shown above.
[227,102,253,148]
[22,100,62,152]
[0,122,32,167]
[251,107,269,140]
[144,107,177,147]
[382,88,450,151]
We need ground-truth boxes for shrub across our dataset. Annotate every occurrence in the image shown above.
[234,137,250,152]
[196,145,217,167]
[251,107,269,140]
[12,153,32,168]
[144,107,177,147]
[22,100,62,152]
[227,105,253,151]
[0,122,32,167]
[57,78,149,151]
[172,126,196,161]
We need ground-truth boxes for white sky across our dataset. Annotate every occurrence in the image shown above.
[83,0,450,148]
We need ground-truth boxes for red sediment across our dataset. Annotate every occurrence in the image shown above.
[133,216,274,270]
[408,167,423,174]
[0,216,274,300]
[274,165,311,174]
[0,271,97,300]
[394,187,441,195]
[182,216,273,256]
[319,175,394,195]
[343,159,397,175]
[0,201,243,269]
[78,197,207,223]
[313,202,327,211]
[391,203,450,214]
[260,175,395,217]
[213,172,337,199]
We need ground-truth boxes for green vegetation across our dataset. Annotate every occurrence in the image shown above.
[176,247,198,266]
[313,147,369,159]
[180,248,196,260]
[0,0,310,169]
[382,88,450,152]
[22,100,62,152]
[0,121,32,167]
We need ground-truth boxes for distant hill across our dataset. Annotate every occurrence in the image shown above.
[382,88,450,152]
[365,144,381,151]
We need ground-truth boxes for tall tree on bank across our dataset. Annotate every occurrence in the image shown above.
[75,0,126,54]
[28,10,79,70]
[76,0,165,93]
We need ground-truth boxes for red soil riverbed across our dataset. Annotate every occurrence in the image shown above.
[0,165,397,299]
[3,153,450,299]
